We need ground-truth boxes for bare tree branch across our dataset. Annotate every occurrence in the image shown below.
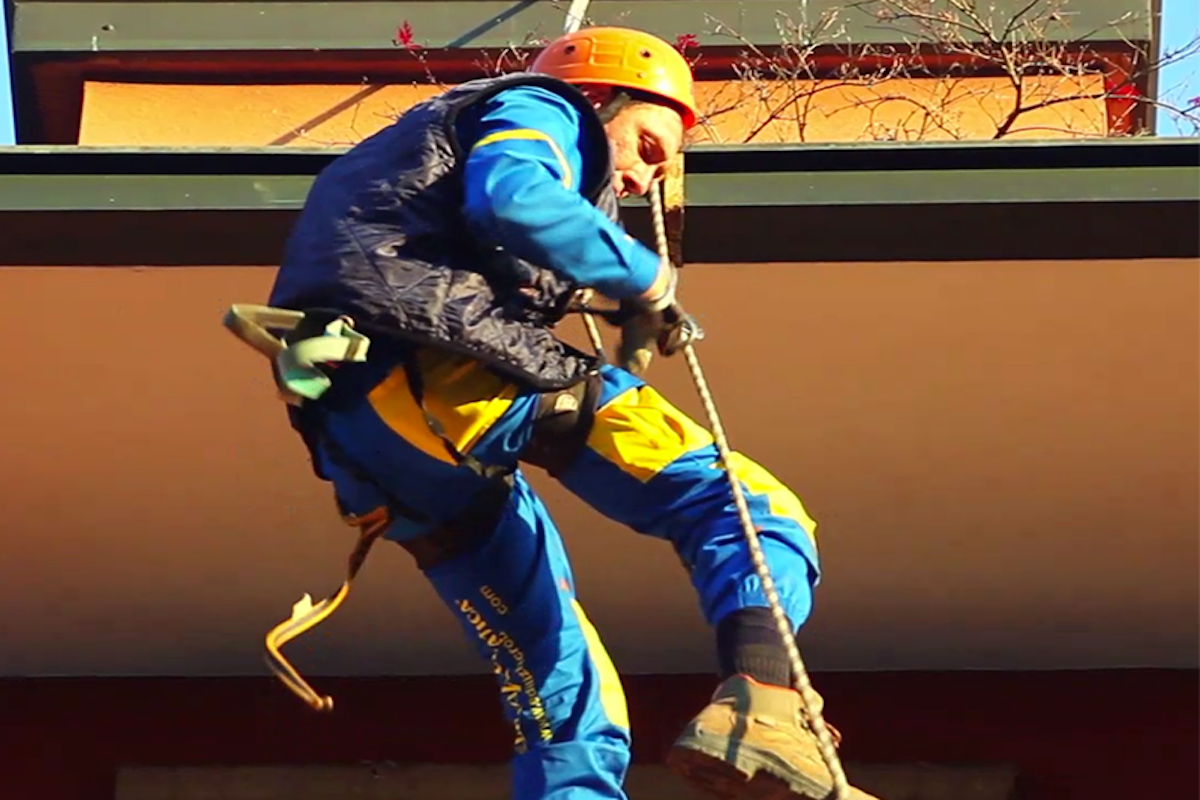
[698,0,1199,142]
[286,1,1199,146]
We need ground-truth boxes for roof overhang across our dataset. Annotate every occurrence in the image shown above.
[1,138,1196,266]
[12,0,1158,53]
[9,0,1161,142]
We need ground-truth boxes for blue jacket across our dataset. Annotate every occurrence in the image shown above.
[269,73,659,390]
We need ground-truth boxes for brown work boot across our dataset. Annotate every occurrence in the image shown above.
[667,674,856,800]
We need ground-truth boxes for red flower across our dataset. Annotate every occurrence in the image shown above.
[675,33,700,52]
[1109,81,1138,99]
[1188,96,1200,109]
[394,20,421,49]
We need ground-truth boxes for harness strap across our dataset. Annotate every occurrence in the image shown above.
[400,355,515,481]
[263,504,389,712]
[222,303,379,710]
[222,304,303,359]
[262,420,515,712]
[222,304,371,404]
[520,369,602,477]
[222,302,513,711]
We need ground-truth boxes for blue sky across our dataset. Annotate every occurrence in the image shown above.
[1,6,14,145]
[0,2,1198,143]
[1157,0,1200,135]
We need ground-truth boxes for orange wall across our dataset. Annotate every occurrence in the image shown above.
[78,76,1108,146]
[1,261,1195,679]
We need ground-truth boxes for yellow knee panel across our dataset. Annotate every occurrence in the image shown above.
[586,385,715,482]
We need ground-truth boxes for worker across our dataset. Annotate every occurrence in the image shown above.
[264,25,841,800]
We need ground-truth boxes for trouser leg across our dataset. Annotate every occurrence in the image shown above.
[529,366,865,799]
[318,379,632,800]
[423,474,632,800]
[551,365,821,639]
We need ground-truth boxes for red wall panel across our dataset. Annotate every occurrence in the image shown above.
[1,670,1195,800]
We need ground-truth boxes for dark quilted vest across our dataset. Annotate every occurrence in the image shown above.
[268,74,621,391]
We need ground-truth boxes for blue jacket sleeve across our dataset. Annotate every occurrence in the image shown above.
[456,85,665,301]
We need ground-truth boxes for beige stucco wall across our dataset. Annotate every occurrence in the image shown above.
[1,258,1195,677]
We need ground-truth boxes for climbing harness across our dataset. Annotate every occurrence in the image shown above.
[263,507,388,712]
[222,296,612,711]
[222,305,371,405]
[643,180,854,800]
[222,304,388,711]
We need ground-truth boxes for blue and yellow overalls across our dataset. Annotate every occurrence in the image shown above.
[263,77,822,800]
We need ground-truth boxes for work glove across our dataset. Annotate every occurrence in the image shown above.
[614,265,704,375]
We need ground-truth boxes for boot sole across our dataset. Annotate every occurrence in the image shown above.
[666,734,835,800]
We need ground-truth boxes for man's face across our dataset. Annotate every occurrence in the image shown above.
[603,102,686,199]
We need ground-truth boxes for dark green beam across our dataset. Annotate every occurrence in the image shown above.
[11,0,1156,54]
[1,165,1195,212]
[0,174,317,212]
[0,139,1196,212]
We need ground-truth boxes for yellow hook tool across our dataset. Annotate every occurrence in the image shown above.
[262,508,390,712]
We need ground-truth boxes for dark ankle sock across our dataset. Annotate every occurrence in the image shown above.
[716,607,793,688]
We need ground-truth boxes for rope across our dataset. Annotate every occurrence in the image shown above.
[558,0,607,359]
[648,181,853,800]
[581,308,606,355]
[562,0,591,34]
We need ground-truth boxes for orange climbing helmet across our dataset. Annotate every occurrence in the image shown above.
[531,26,699,129]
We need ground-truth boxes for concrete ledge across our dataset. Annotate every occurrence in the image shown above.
[116,762,1019,800]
